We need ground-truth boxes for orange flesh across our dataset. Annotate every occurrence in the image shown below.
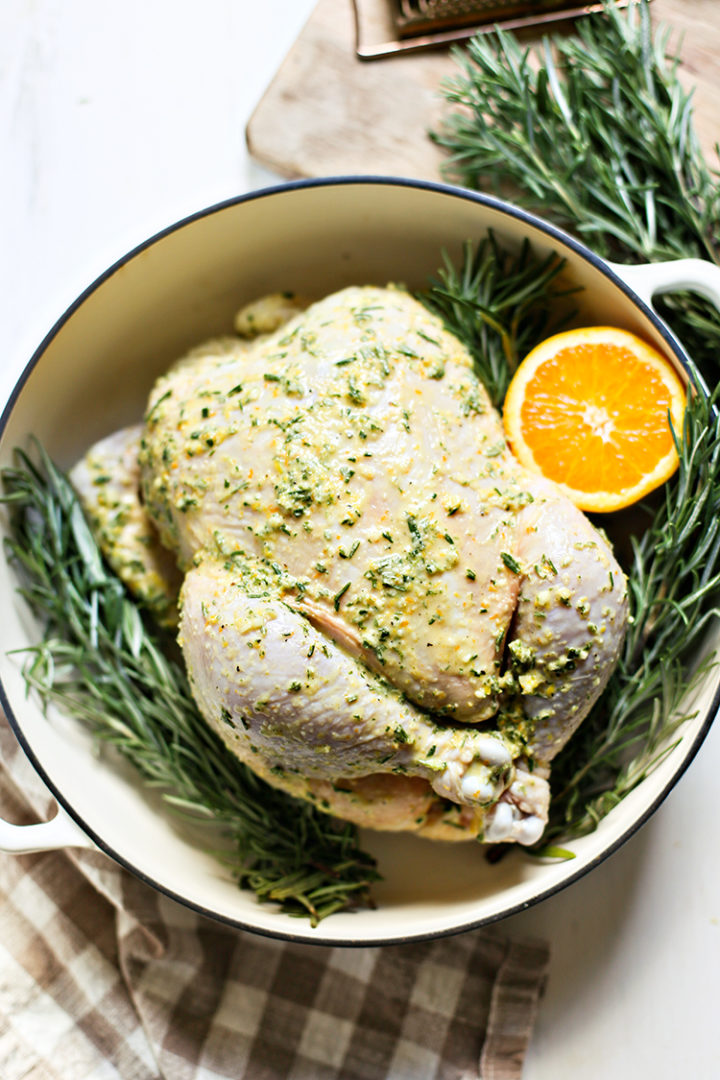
[518,343,677,494]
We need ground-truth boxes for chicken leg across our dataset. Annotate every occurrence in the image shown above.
[179,554,549,844]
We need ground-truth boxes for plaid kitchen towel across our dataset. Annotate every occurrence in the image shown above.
[0,714,549,1080]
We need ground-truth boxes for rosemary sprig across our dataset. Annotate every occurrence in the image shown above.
[432,0,720,376]
[417,234,573,406]
[1,445,378,925]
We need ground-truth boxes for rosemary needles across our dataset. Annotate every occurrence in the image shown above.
[417,234,572,407]
[1,444,378,924]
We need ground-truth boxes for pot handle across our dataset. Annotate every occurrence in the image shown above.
[608,257,720,314]
[0,803,95,854]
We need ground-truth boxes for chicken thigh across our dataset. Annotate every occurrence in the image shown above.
[74,285,628,845]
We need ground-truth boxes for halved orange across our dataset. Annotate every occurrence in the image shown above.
[503,326,687,513]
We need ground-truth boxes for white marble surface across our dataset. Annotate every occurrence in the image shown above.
[1,3,719,1077]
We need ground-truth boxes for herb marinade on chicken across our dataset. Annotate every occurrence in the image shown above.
[72,286,628,845]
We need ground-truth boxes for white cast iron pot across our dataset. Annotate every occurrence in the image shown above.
[1,177,720,946]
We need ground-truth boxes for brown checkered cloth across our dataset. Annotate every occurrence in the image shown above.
[0,713,549,1080]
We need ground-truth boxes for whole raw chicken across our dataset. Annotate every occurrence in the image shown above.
[72,285,628,846]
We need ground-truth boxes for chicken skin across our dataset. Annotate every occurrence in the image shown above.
[73,285,629,845]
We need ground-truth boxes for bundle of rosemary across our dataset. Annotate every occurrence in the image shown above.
[432,0,720,380]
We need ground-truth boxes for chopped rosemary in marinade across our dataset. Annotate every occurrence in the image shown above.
[501,552,522,575]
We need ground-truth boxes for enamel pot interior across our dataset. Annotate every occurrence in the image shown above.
[1,177,717,946]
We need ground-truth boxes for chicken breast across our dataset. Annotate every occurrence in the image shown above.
[74,285,629,845]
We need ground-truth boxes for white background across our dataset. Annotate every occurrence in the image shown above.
[1,3,719,1077]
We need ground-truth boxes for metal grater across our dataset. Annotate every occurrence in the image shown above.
[352,0,643,59]
[392,0,570,38]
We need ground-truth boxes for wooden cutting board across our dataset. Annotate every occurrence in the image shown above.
[246,0,720,180]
